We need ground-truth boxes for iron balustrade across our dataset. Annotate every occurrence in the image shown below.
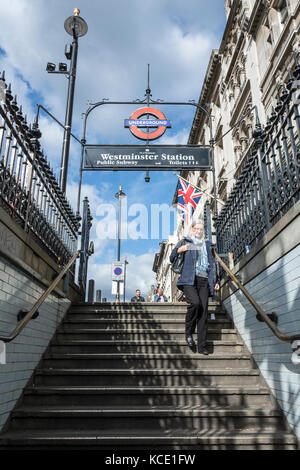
[78,196,93,292]
[215,63,300,263]
[0,72,80,266]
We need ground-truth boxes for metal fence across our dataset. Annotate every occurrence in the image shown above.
[78,196,93,293]
[215,63,300,263]
[0,71,80,266]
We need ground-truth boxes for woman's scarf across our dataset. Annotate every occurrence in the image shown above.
[191,236,209,271]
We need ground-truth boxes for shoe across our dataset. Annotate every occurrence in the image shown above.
[186,336,195,348]
[198,348,209,355]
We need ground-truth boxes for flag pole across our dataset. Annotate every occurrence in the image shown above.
[174,173,225,206]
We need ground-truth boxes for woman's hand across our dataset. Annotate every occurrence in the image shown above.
[214,283,220,291]
[177,244,189,254]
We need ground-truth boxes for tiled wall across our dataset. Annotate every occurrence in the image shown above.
[223,244,300,439]
[0,255,71,431]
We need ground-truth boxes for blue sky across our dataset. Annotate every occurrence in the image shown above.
[0,0,226,300]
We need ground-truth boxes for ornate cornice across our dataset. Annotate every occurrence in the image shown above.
[188,50,221,144]
[248,0,269,38]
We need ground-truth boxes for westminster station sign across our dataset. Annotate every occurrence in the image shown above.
[84,145,211,170]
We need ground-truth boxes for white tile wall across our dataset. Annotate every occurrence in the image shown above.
[0,256,71,430]
[224,244,300,439]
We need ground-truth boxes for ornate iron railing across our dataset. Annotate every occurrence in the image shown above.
[0,71,80,265]
[215,63,300,262]
[78,196,93,292]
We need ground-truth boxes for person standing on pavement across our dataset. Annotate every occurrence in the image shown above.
[169,220,220,354]
[130,289,145,302]
[153,287,168,302]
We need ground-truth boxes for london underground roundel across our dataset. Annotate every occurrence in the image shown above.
[125,107,171,141]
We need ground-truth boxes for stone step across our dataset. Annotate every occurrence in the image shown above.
[34,368,263,387]
[0,430,297,450]
[23,385,274,408]
[9,407,287,432]
[56,328,238,341]
[49,339,244,354]
[67,312,228,321]
[42,352,254,369]
[70,301,222,313]
[62,318,233,329]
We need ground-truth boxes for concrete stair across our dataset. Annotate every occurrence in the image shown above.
[0,301,298,450]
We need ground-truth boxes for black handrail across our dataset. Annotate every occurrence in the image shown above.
[0,250,80,343]
[213,248,300,343]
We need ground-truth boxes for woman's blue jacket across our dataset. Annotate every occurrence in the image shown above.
[170,237,216,296]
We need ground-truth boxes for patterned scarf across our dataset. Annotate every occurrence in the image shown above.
[191,236,209,272]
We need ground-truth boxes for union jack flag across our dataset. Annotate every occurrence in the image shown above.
[177,178,203,225]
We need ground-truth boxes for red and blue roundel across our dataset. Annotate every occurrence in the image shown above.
[125,107,171,141]
[113,267,123,276]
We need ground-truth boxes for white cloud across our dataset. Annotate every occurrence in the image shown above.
[0,0,225,293]
[159,128,191,145]
[87,250,157,302]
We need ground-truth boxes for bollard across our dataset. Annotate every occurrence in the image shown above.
[88,279,95,303]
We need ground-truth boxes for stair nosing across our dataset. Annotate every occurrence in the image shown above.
[24,385,270,394]
[0,431,296,445]
[44,352,250,358]
[11,407,283,417]
[51,340,243,345]
[58,328,236,332]
[35,368,260,375]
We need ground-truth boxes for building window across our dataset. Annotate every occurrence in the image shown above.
[276,0,289,24]
[264,17,274,56]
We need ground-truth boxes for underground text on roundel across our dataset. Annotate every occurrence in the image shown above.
[104,453,196,466]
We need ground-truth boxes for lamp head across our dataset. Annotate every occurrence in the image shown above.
[46,62,56,72]
[115,185,126,199]
[64,9,88,37]
[59,63,68,72]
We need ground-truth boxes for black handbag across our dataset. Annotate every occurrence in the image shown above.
[171,240,186,274]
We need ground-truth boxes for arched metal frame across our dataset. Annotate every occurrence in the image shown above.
[76,99,217,218]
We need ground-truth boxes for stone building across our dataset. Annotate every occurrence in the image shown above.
[152,235,178,301]
[153,0,299,297]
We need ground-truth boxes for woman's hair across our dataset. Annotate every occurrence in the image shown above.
[191,219,205,227]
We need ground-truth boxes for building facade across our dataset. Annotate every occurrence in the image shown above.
[153,0,299,296]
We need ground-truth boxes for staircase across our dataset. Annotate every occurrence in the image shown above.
[0,301,298,450]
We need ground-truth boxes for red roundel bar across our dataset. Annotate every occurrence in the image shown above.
[128,107,168,141]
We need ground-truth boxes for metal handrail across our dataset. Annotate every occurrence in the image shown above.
[213,248,300,343]
[0,250,81,343]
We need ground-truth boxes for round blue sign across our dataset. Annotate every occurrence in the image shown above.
[114,267,123,276]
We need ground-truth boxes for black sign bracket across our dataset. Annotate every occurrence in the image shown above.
[76,96,217,216]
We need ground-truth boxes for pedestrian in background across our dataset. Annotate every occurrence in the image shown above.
[131,289,145,302]
[153,287,168,302]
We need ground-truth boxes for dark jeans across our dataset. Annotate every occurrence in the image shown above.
[183,276,209,351]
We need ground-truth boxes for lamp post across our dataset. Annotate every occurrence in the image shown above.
[46,8,88,194]
[123,258,129,302]
[115,186,126,302]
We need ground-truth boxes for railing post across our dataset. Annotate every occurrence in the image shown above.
[204,200,212,242]
[78,196,93,296]
[252,117,272,232]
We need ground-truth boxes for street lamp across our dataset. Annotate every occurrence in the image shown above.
[123,258,129,302]
[115,186,126,302]
[46,8,88,194]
